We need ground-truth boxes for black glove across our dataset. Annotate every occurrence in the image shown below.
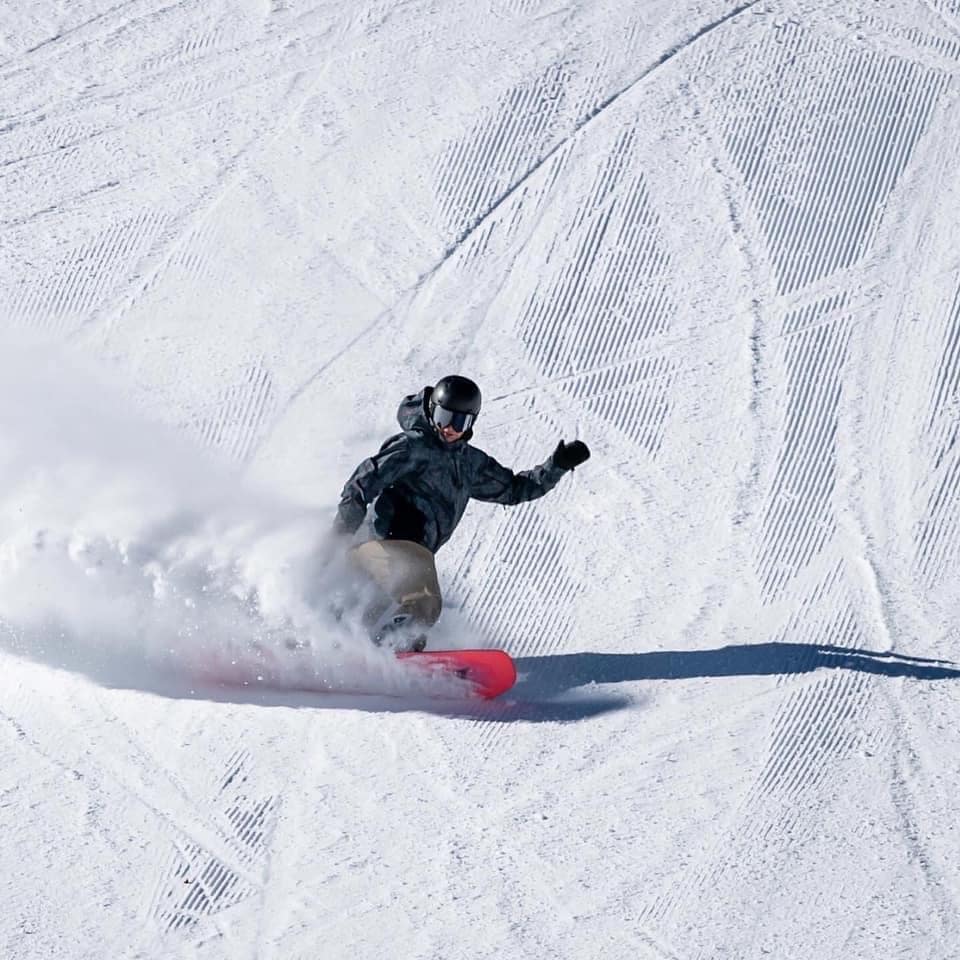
[553,439,591,471]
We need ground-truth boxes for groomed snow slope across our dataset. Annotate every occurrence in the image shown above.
[3,1,960,957]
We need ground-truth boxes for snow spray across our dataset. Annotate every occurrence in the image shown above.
[0,339,385,697]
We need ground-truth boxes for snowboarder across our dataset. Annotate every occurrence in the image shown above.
[332,375,590,650]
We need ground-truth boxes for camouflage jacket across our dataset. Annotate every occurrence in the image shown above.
[335,387,569,553]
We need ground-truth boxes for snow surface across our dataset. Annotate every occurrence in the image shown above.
[3,0,960,957]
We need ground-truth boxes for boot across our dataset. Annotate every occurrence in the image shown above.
[371,609,429,652]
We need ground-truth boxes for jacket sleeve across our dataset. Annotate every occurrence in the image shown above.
[469,448,568,506]
[335,434,418,534]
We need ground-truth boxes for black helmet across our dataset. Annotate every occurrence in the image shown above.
[429,375,481,433]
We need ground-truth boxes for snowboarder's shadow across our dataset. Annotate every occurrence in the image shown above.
[513,641,960,699]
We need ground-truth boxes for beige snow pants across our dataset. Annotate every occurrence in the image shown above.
[348,539,442,632]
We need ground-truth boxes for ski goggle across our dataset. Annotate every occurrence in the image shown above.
[432,406,475,432]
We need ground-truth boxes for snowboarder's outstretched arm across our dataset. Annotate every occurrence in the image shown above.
[470,440,590,506]
[335,434,418,535]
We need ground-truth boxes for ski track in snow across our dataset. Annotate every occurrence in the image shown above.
[4,1,960,958]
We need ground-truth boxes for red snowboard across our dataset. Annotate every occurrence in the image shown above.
[396,648,516,700]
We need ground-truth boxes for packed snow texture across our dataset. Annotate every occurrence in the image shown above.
[3,1,960,958]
